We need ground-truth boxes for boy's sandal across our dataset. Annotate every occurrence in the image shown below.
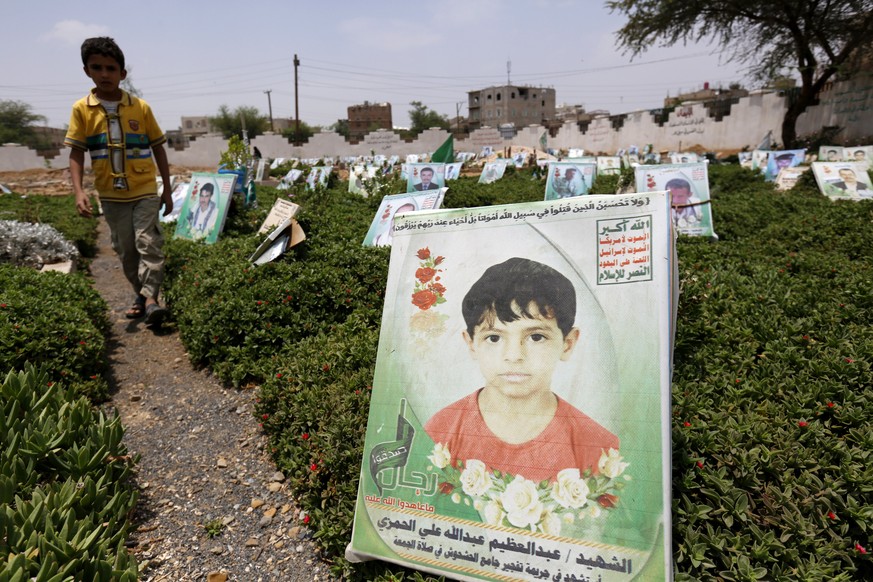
[125,295,146,319]
[144,303,169,326]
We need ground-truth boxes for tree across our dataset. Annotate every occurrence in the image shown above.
[0,100,48,150]
[330,118,350,139]
[209,105,269,139]
[408,101,450,135]
[281,121,315,144]
[607,0,873,147]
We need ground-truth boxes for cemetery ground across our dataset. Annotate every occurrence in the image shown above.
[1,162,872,581]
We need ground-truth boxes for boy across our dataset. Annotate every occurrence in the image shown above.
[425,257,618,483]
[65,37,172,325]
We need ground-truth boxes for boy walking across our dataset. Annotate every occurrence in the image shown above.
[65,37,172,325]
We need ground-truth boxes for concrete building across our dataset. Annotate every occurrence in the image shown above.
[347,101,392,139]
[467,85,556,130]
[180,116,213,137]
[664,82,749,108]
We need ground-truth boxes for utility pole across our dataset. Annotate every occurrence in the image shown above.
[293,54,300,145]
[456,101,463,135]
[264,90,274,132]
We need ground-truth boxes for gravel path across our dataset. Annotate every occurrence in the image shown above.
[91,217,334,582]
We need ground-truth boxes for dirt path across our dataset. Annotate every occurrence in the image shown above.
[90,217,332,581]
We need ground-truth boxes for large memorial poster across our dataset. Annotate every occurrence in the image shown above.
[479,161,509,185]
[842,145,872,169]
[407,163,447,193]
[349,192,675,581]
[174,173,236,244]
[811,162,873,200]
[597,157,621,176]
[362,189,447,247]
[545,162,595,200]
[635,163,716,238]
[818,146,843,162]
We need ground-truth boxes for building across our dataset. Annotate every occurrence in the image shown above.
[664,82,749,108]
[180,116,214,137]
[347,101,392,139]
[467,85,556,130]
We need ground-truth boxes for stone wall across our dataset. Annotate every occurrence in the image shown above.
[3,76,871,172]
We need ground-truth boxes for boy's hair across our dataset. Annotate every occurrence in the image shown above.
[81,37,125,70]
[199,183,215,196]
[462,257,576,338]
[665,178,691,191]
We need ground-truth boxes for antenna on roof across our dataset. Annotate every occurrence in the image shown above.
[507,58,511,85]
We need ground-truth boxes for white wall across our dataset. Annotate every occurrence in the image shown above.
[3,77,871,172]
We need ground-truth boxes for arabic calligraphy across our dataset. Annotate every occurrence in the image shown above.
[597,216,653,284]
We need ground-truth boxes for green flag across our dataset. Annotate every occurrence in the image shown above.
[431,135,454,164]
[369,400,415,495]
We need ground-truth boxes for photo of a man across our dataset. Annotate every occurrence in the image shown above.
[188,182,218,236]
[552,168,580,197]
[414,167,441,191]
[828,168,871,197]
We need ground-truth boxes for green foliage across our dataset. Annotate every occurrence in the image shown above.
[607,0,873,146]
[0,100,48,151]
[0,364,139,580]
[0,265,110,401]
[203,518,225,538]
[163,166,873,580]
[218,135,252,172]
[209,104,269,140]
[408,101,450,135]
[0,193,100,260]
[281,121,316,144]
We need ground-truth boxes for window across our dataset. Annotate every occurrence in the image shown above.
[497,108,501,117]
[487,94,492,100]
[185,120,193,129]
[497,93,502,101]
[542,100,545,106]
[511,92,516,99]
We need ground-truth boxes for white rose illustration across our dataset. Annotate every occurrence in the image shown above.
[428,442,451,469]
[551,468,590,509]
[459,459,493,497]
[483,500,505,525]
[540,509,562,536]
[500,477,544,530]
[597,448,629,479]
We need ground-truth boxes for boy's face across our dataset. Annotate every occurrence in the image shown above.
[463,302,579,401]
[84,53,126,100]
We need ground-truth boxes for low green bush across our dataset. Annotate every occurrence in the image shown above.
[163,167,872,580]
[0,365,139,580]
[0,264,110,401]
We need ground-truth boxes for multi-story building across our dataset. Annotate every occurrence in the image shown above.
[347,101,392,139]
[467,85,556,130]
[180,116,213,137]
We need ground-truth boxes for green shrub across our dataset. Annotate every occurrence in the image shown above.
[164,168,873,581]
[0,265,110,401]
[0,365,138,580]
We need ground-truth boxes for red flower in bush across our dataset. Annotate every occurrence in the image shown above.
[276,373,282,378]
[302,433,310,440]
[798,421,808,427]
[597,494,619,508]
[696,461,704,469]
[827,402,835,408]
[856,543,867,554]
[79,341,86,345]
[310,463,318,471]
[439,482,454,495]
[683,421,691,427]
[411,289,438,310]
[0,303,6,308]
[322,364,330,372]
[416,267,436,284]
[303,515,311,524]
[827,511,837,520]
[844,357,855,363]
[262,414,269,420]
[416,248,431,260]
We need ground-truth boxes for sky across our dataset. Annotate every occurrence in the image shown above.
[2,0,752,132]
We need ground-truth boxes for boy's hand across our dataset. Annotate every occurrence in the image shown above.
[75,192,93,218]
[161,186,174,217]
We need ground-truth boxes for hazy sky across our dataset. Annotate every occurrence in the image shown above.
[3,0,750,132]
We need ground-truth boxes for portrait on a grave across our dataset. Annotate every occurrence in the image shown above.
[635,163,716,238]
[478,161,508,185]
[174,173,235,244]
[349,193,675,581]
[406,163,446,193]
[764,149,805,181]
[811,162,873,201]
[545,162,593,200]
[362,189,447,247]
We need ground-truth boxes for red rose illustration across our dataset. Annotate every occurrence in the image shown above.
[433,256,445,265]
[439,482,455,495]
[416,267,436,284]
[597,493,619,508]
[416,248,431,260]
[411,290,438,310]
[430,282,446,294]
